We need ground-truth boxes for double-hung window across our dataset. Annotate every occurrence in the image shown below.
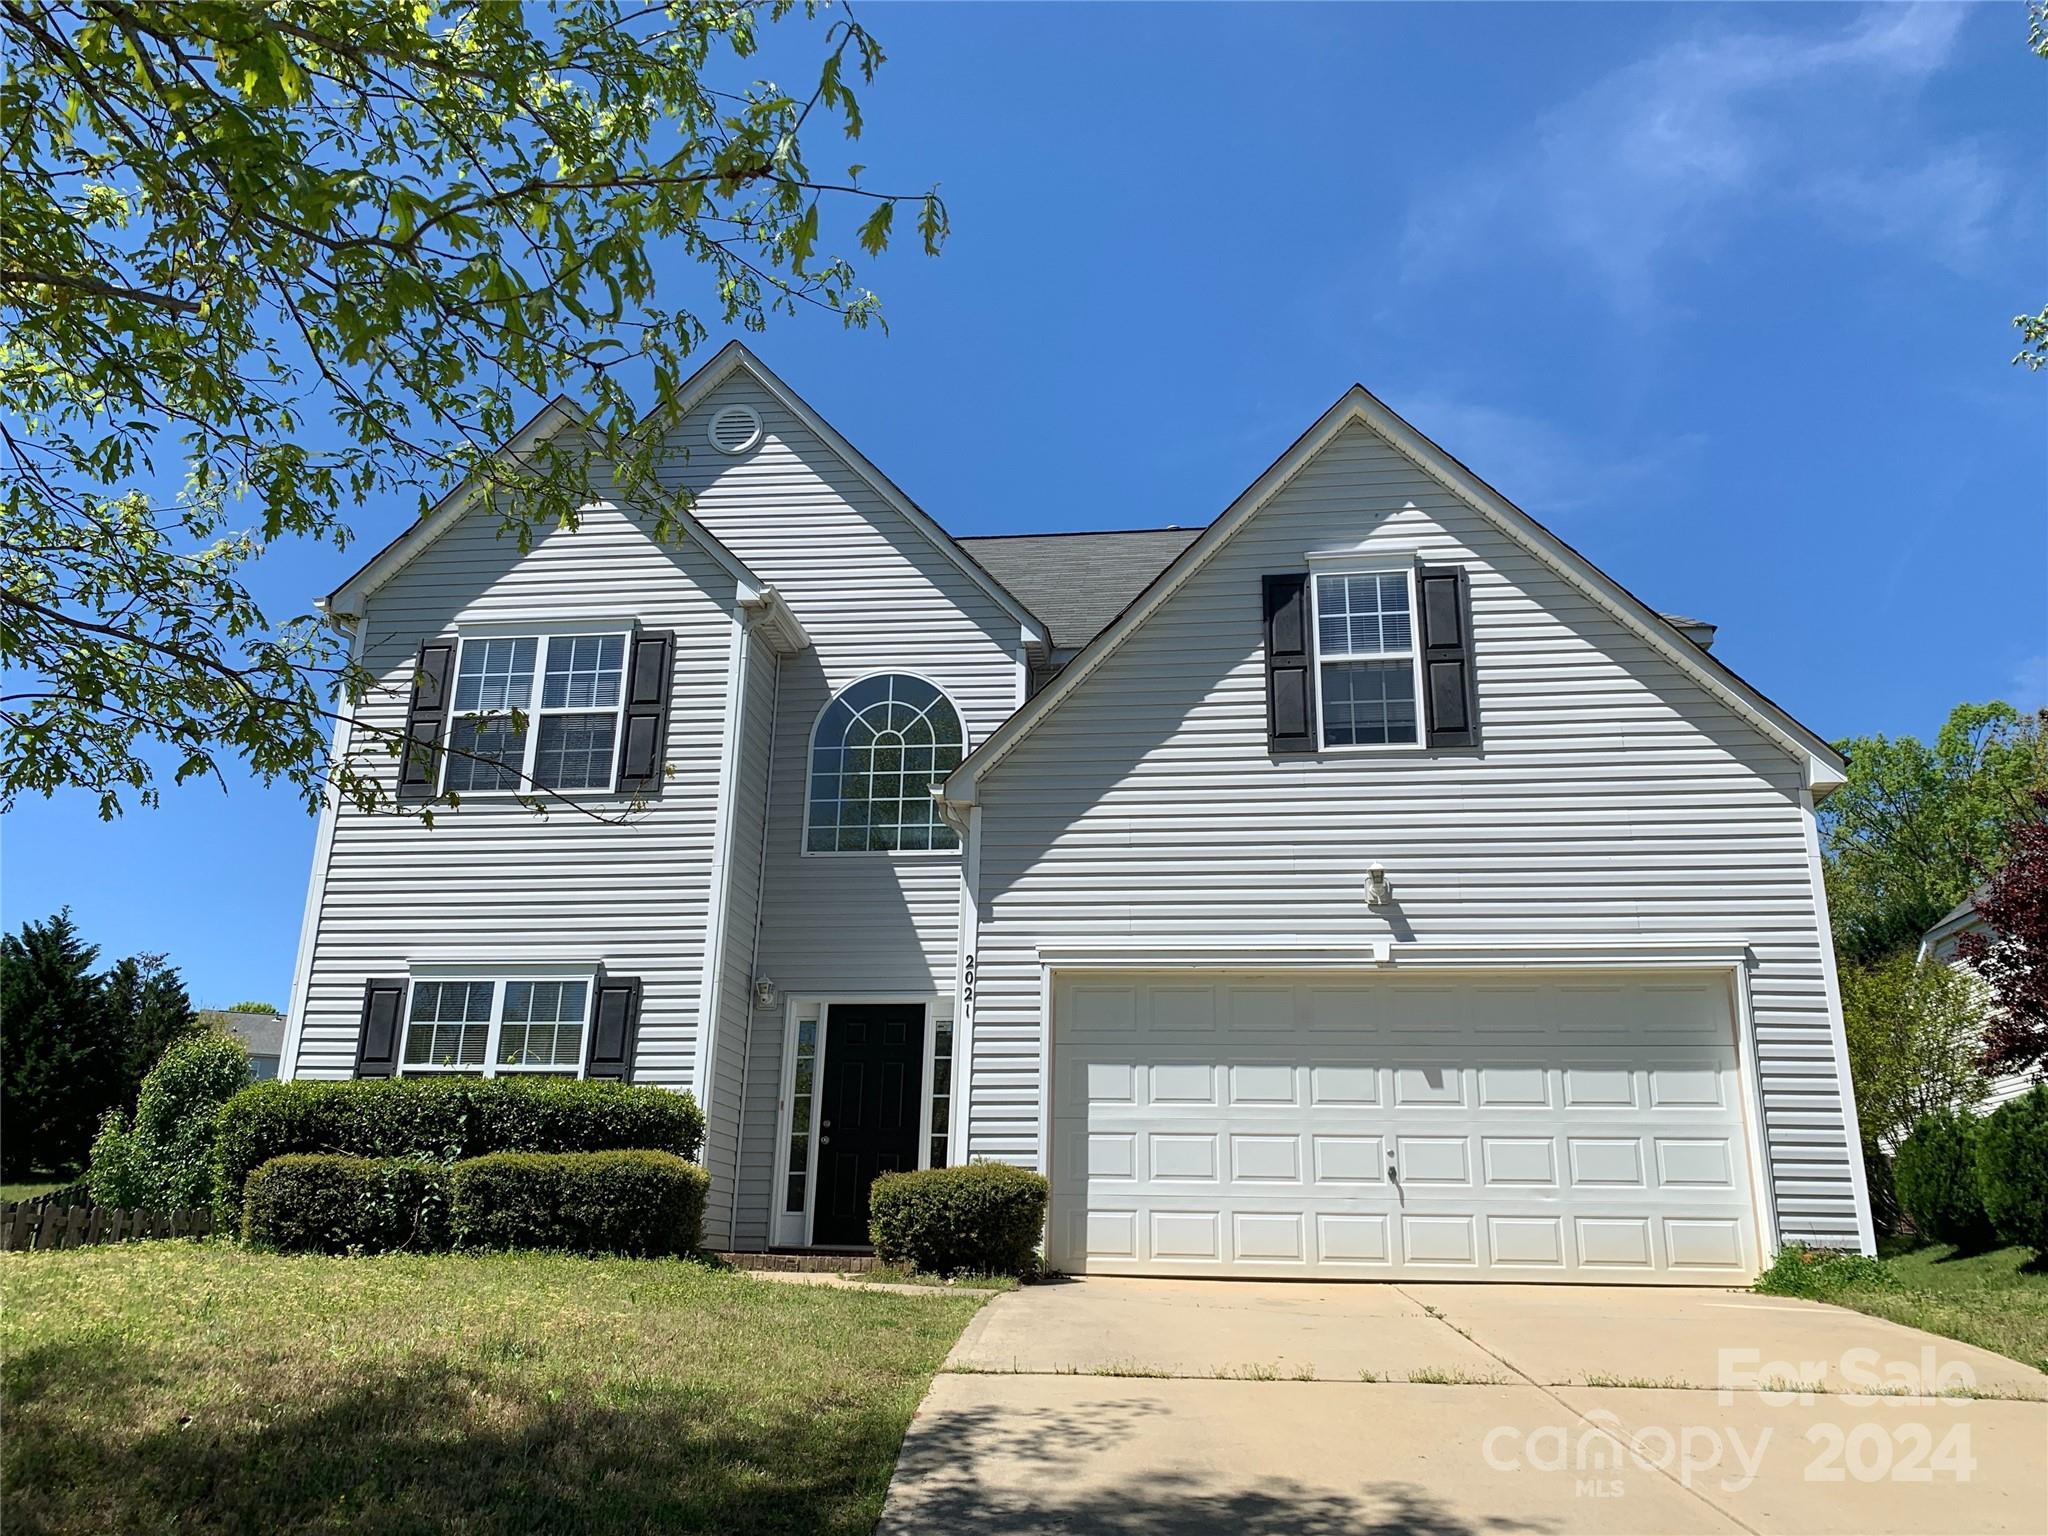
[400,976,592,1075]
[1312,569,1423,748]
[444,630,630,794]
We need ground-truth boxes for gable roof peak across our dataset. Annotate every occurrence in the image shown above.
[946,380,1845,799]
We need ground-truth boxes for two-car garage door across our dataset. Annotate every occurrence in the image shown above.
[1048,971,1762,1283]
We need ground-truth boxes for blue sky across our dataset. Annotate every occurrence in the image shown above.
[5,1,2044,1007]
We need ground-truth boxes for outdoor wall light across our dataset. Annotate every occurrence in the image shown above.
[753,975,779,1011]
[1366,863,1393,907]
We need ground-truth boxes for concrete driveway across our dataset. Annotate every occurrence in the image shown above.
[878,1279,2048,1535]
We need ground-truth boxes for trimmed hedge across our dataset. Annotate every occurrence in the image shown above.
[450,1150,707,1257]
[1894,1110,1995,1249]
[242,1154,452,1253]
[868,1162,1048,1277]
[1976,1086,2048,1256]
[214,1077,703,1219]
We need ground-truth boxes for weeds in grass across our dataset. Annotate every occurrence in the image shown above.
[1754,1245,1898,1298]
[1406,1367,1507,1386]
[1087,1359,1173,1379]
[1213,1361,1281,1381]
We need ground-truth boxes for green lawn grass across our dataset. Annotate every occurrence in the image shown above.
[1758,1241,2048,1375]
[2,1242,987,1535]
[0,1181,67,1204]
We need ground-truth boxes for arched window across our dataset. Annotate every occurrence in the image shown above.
[807,674,965,852]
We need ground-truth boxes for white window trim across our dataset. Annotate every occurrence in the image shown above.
[770,994,947,1248]
[396,969,598,1077]
[439,621,637,798]
[1308,562,1427,754]
[800,670,970,858]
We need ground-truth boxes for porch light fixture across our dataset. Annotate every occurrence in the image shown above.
[1365,863,1392,907]
[753,975,779,1011]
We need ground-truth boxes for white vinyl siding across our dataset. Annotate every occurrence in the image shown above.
[664,373,1026,1248]
[287,496,739,1092]
[965,418,1864,1253]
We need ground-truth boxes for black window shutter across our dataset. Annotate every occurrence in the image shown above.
[397,641,456,801]
[354,978,408,1077]
[1418,566,1477,748]
[615,631,675,794]
[1263,573,1317,755]
[585,977,642,1082]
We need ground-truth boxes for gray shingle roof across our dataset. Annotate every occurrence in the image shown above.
[959,527,1205,650]
[200,1009,284,1058]
[961,526,1716,659]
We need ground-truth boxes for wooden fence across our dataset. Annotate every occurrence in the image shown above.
[0,1203,215,1251]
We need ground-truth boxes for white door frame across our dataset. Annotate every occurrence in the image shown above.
[1035,943,1772,1279]
[769,991,950,1249]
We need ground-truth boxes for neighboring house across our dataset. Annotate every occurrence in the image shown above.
[281,342,1873,1281]
[1918,889,2041,1112]
[201,1009,283,1080]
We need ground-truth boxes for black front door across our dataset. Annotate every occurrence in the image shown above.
[812,1003,925,1246]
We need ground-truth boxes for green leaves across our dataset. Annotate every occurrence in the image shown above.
[1822,702,2048,965]
[1,0,947,819]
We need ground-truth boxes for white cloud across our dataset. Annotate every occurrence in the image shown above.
[1809,146,2006,273]
[1383,390,1706,518]
[1400,5,1993,310]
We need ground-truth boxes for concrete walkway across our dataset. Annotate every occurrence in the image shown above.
[879,1278,2048,1535]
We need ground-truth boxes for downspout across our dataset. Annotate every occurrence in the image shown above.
[731,641,781,1249]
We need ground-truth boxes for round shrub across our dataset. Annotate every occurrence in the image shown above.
[1893,1110,1995,1249]
[213,1076,704,1221]
[868,1162,1049,1278]
[450,1150,707,1257]
[242,1154,452,1253]
[88,1031,251,1212]
[1976,1085,2048,1256]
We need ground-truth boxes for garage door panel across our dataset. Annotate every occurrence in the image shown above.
[1312,1134,1387,1184]
[1481,1136,1558,1187]
[1568,1136,1648,1188]
[1149,1062,1218,1105]
[1149,1131,1221,1181]
[1402,1213,1480,1266]
[1476,1063,1551,1108]
[1227,1063,1299,1106]
[1310,1064,1380,1105]
[1306,986,1379,1033]
[1145,985,1217,1034]
[1391,1064,1465,1108]
[1664,1217,1747,1271]
[1489,1215,1568,1268]
[1050,971,1760,1282]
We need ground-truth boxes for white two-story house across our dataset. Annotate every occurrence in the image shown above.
[282,341,1874,1279]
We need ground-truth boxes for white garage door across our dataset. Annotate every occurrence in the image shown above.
[1048,971,1761,1283]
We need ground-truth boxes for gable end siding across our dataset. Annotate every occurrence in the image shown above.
[287,499,737,1089]
[965,420,1863,1251]
[657,373,1028,1245]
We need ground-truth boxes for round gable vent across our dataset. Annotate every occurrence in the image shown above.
[708,403,763,455]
